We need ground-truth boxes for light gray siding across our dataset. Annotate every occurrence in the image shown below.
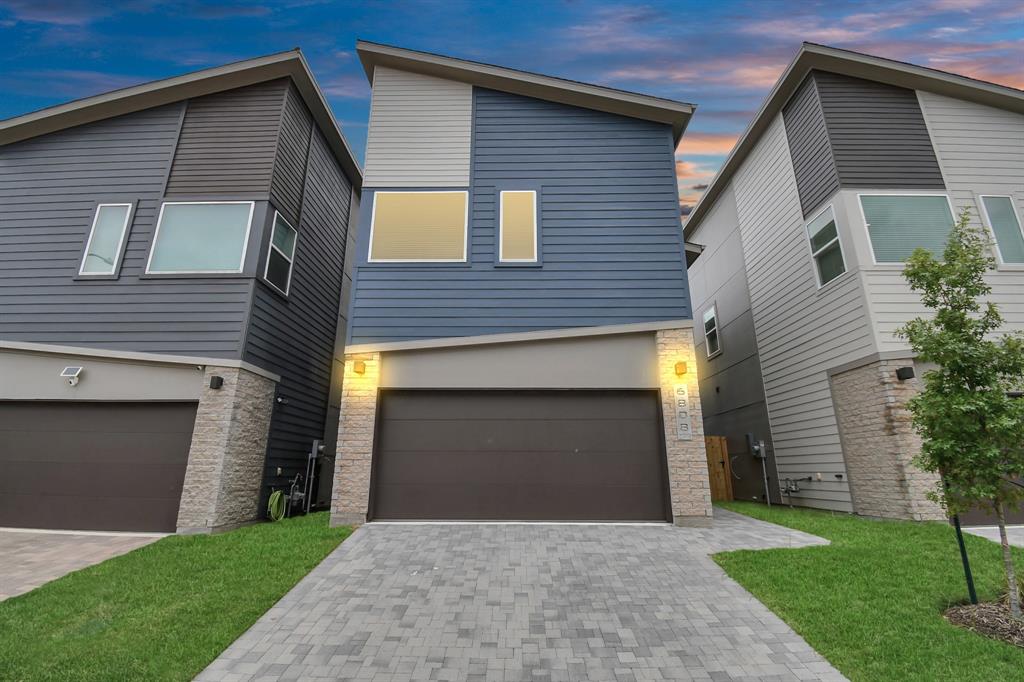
[165,79,287,197]
[815,71,945,190]
[782,74,840,218]
[0,103,254,357]
[686,184,780,503]
[348,86,690,344]
[362,67,472,187]
[732,115,877,512]
[859,91,1024,353]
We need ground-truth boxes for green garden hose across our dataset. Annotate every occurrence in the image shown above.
[267,490,287,522]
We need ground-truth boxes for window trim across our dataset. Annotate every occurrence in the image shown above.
[977,194,1024,268]
[804,203,847,289]
[856,192,956,266]
[366,190,469,264]
[79,202,134,277]
[702,305,721,359]
[498,189,539,263]
[145,200,255,275]
[263,211,298,296]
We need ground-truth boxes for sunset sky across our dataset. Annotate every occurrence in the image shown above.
[2,0,1021,211]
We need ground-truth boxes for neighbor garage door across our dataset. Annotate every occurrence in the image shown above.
[371,390,670,521]
[0,402,197,532]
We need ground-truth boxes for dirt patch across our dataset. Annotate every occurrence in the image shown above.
[946,597,1024,648]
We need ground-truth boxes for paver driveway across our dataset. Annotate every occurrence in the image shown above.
[199,509,843,681]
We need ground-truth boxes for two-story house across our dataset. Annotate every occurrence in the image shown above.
[329,42,714,526]
[0,51,362,533]
[685,43,1024,523]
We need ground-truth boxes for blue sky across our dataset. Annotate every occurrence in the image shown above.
[1,0,1021,209]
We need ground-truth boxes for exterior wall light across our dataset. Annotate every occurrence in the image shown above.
[353,360,366,375]
[60,366,83,386]
[209,375,224,389]
[895,366,915,381]
[674,361,687,376]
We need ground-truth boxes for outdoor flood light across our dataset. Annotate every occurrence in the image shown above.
[896,366,915,381]
[209,375,224,389]
[60,366,83,386]
[674,361,687,376]
[353,360,366,375]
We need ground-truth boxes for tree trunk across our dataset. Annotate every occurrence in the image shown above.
[996,501,1022,620]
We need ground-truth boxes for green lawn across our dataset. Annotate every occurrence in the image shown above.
[0,513,350,682]
[715,502,1024,681]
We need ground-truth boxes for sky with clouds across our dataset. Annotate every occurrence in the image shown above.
[1,0,1021,211]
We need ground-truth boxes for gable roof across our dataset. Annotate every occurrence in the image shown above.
[684,42,1024,239]
[0,50,362,188]
[356,40,695,143]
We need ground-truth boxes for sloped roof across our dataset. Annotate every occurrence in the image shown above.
[685,42,1024,238]
[356,40,695,143]
[0,49,362,188]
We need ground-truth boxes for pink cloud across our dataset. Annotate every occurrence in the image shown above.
[606,56,787,90]
[675,133,738,157]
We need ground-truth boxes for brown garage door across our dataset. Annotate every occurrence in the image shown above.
[370,390,670,521]
[0,402,197,532]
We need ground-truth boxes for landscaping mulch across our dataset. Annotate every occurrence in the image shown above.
[946,597,1024,648]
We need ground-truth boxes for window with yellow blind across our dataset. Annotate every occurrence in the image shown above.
[368,191,468,262]
[499,190,538,263]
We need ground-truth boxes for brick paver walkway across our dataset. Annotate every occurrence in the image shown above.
[198,509,843,681]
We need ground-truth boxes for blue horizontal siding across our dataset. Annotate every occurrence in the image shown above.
[348,86,691,343]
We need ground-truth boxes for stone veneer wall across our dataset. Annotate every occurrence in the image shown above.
[830,358,945,521]
[330,352,380,527]
[176,366,276,533]
[656,328,714,525]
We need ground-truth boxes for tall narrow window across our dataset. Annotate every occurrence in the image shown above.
[980,195,1024,265]
[368,191,468,262]
[499,190,538,262]
[703,306,721,358]
[264,212,298,295]
[147,202,254,274]
[80,203,132,275]
[805,205,846,286]
[859,194,954,263]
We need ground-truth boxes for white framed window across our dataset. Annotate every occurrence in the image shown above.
[499,190,538,262]
[264,212,298,295]
[858,193,955,264]
[368,191,468,263]
[80,203,133,275]
[805,204,846,287]
[146,201,254,274]
[979,195,1024,265]
[703,305,721,358]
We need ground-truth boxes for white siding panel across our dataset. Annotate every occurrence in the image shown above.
[363,67,472,187]
[863,92,1024,353]
[732,114,877,512]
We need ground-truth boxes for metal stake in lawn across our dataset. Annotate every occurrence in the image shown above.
[944,478,978,605]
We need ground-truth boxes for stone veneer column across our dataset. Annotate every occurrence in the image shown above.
[330,352,380,527]
[176,366,276,534]
[656,328,714,526]
[830,358,945,521]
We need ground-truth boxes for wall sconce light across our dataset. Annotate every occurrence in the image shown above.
[674,361,687,376]
[353,360,366,375]
[60,366,83,387]
[895,366,915,381]
[209,375,224,390]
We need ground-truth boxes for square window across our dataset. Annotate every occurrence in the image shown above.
[859,195,954,263]
[264,212,298,295]
[80,203,132,275]
[147,202,254,274]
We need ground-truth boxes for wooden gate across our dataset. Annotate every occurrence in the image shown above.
[705,435,734,501]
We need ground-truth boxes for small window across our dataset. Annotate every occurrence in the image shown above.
[499,190,538,262]
[80,203,132,275]
[859,194,954,263]
[147,202,254,274]
[368,191,467,262]
[264,212,298,295]
[980,196,1024,265]
[805,205,846,286]
[703,306,721,358]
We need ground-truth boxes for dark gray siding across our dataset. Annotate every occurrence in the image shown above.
[165,79,287,197]
[270,83,313,222]
[348,87,691,343]
[0,103,253,356]
[782,74,840,218]
[244,122,353,498]
[817,71,944,190]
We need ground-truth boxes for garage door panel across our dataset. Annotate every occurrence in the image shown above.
[0,402,196,532]
[372,390,669,521]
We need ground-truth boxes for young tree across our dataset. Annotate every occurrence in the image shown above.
[899,208,1024,619]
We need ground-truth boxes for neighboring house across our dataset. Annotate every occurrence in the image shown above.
[685,43,1024,522]
[0,51,362,533]
[329,42,713,525]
